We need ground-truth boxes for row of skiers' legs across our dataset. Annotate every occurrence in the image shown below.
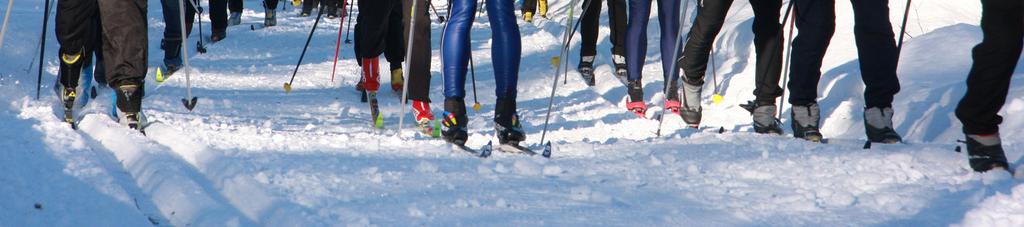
[52,0,1020,172]
[606,0,1017,173]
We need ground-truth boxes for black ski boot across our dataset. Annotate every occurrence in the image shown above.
[864,106,902,143]
[264,3,277,27]
[626,79,647,118]
[494,98,525,145]
[58,49,84,127]
[791,103,822,142]
[741,100,783,134]
[680,78,703,128]
[115,84,145,134]
[577,55,596,86]
[158,40,183,82]
[441,98,469,145]
[964,134,1009,173]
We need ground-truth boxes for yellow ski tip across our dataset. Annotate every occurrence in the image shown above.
[374,113,384,129]
[156,68,165,83]
[283,83,293,93]
[472,102,481,111]
[550,56,560,68]
[712,94,724,104]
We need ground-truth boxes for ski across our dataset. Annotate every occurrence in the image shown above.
[495,141,552,158]
[449,141,492,158]
[368,91,383,129]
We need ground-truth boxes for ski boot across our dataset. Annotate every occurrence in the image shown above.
[157,40,183,82]
[538,0,548,18]
[326,5,338,19]
[612,54,628,85]
[626,79,647,118]
[494,98,526,146]
[211,30,226,42]
[664,81,681,115]
[264,7,277,27]
[523,12,534,23]
[229,12,242,26]
[291,0,301,7]
[791,103,823,142]
[441,99,469,145]
[864,106,902,144]
[740,100,783,134]
[963,134,1010,172]
[115,84,145,134]
[577,55,596,86]
[412,100,440,138]
[58,50,85,127]
[59,85,77,127]
[680,79,703,128]
[391,68,404,92]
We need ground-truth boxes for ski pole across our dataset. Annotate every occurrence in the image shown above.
[190,0,208,54]
[710,44,722,104]
[539,0,591,145]
[179,0,199,110]
[397,0,423,137]
[36,0,51,100]
[896,0,911,55]
[468,0,484,111]
[283,4,326,93]
[777,0,796,120]
[654,0,692,137]
[0,0,13,48]
[344,0,355,44]
[329,0,349,82]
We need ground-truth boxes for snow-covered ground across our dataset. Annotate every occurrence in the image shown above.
[2,0,1023,226]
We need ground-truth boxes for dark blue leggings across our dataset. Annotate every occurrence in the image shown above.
[442,0,522,100]
[626,0,681,83]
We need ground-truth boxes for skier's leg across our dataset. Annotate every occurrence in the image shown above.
[680,0,733,84]
[209,0,229,39]
[655,0,680,83]
[264,0,279,9]
[405,0,432,103]
[956,0,1023,136]
[786,0,834,107]
[955,0,1022,172]
[384,0,405,72]
[55,0,99,90]
[625,0,651,82]
[579,0,602,58]
[488,0,524,143]
[521,0,536,18]
[850,0,899,108]
[229,0,243,13]
[98,0,148,122]
[302,0,315,15]
[607,0,626,56]
[750,0,783,104]
[441,0,474,100]
[354,0,394,92]
[160,0,195,68]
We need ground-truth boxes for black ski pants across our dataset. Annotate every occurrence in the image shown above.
[680,0,783,104]
[787,0,900,108]
[354,0,405,70]
[230,0,242,13]
[522,0,536,15]
[956,0,1023,135]
[209,0,229,33]
[56,0,147,111]
[579,0,626,58]
[55,0,105,88]
[403,0,432,102]
[264,0,280,10]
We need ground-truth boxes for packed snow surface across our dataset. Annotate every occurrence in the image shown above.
[1,0,1022,226]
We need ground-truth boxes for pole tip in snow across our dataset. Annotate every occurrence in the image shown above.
[712,94,724,104]
[473,102,481,111]
[550,56,560,68]
[182,97,198,111]
[283,83,293,93]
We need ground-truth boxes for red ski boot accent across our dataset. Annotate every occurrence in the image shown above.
[627,101,648,118]
[665,100,681,115]
[360,57,381,92]
[412,100,434,123]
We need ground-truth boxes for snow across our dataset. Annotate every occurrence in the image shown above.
[1,0,1023,226]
